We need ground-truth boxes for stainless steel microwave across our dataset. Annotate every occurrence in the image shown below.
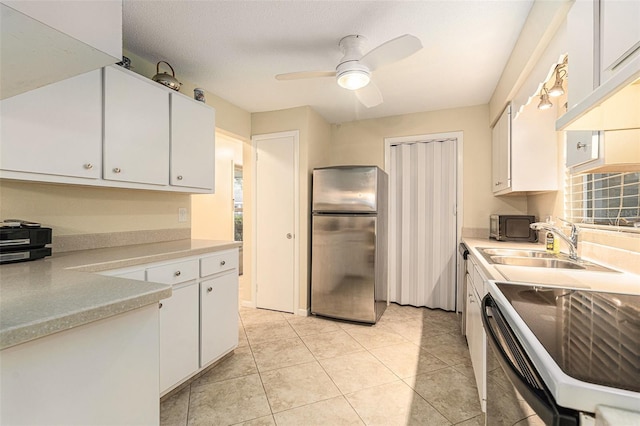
[489,215,537,242]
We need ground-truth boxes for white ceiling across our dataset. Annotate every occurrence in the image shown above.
[123,1,534,124]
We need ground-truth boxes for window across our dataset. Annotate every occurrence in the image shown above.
[565,172,640,228]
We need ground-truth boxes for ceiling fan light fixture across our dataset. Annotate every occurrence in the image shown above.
[337,69,370,90]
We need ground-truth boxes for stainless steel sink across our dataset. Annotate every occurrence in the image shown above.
[477,248,619,273]
[480,248,557,258]
[489,256,586,269]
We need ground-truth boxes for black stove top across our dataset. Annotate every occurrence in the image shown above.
[496,283,640,393]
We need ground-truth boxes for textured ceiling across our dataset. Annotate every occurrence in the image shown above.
[123,1,534,124]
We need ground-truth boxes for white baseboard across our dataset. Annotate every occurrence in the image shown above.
[297,308,310,317]
[240,300,256,308]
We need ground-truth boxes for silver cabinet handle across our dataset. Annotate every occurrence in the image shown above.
[286,233,293,239]
[177,175,183,180]
[174,271,181,277]
[576,142,587,149]
[113,167,121,173]
[220,260,226,266]
[159,302,163,309]
[207,286,213,292]
[84,163,93,170]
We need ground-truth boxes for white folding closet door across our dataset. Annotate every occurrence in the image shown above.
[389,139,457,310]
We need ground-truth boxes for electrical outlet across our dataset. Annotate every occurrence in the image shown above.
[178,208,188,223]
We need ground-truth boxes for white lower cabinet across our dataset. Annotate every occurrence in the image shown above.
[99,247,239,395]
[200,270,239,367]
[0,304,159,425]
[465,255,488,412]
[159,281,199,392]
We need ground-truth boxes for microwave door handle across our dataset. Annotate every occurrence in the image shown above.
[481,295,578,426]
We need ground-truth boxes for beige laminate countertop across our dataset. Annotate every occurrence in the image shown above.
[463,237,640,295]
[0,239,241,350]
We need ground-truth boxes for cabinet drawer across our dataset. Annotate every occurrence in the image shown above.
[147,259,198,285]
[200,250,238,277]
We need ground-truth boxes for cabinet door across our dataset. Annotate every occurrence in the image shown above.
[467,285,486,412]
[103,66,169,186]
[0,69,101,179]
[492,105,511,193]
[600,0,640,73]
[200,270,239,367]
[159,282,199,393]
[566,131,600,168]
[567,0,598,109]
[170,94,215,190]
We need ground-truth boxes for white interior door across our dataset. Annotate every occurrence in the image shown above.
[388,138,457,310]
[254,132,297,313]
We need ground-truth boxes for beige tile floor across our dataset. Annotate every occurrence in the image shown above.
[161,303,486,426]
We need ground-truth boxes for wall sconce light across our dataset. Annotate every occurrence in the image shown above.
[548,57,567,97]
[538,86,553,110]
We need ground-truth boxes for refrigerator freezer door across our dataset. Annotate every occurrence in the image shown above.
[312,166,379,213]
[311,214,377,323]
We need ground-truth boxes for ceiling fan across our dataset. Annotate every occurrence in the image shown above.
[275,34,422,108]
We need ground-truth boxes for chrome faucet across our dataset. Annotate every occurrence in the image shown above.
[530,218,580,260]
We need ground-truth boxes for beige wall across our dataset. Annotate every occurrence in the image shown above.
[192,134,243,241]
[329,105,528,232]
[0,180,190,235]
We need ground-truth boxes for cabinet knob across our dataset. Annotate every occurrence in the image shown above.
[174,270,181,277]
[494,181,502,186]
[576,142,587,150]
[84,163,93,170]
[469,295,474,303]
[286,233,293,239]
[177,175,183,181]
[159,302,163,309]
[207,286,213,292]
[220,260,226,266]
[113,167,121,173]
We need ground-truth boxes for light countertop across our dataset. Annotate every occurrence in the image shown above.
[0,239,241,350]
[462,237,640,295]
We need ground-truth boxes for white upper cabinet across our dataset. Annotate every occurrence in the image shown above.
[600,0,640,75]
[491,105,511,193]
[0,1,122,100]
[557,0,640,131]
[492,102,558,196]
[170,94,216,190]
[103,66,170,186]
[567,0,597,109]
[566,131,600,169]
[0,69,102,179]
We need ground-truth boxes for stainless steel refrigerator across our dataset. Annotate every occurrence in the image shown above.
[311,166,388,324]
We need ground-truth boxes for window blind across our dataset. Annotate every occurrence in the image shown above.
[565,172,640,228]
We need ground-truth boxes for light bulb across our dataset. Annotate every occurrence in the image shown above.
[337,70,370,90]
[548,76,565,97]
[538,92,553,110]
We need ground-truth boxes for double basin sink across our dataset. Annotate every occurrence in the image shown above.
[478,248,618,273]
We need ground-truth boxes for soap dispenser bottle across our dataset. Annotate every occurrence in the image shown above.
[544,217,560,254]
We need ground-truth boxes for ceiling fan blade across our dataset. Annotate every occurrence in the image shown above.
[360,34,422,71]
[355,82,383,108]
[275,71,336,81]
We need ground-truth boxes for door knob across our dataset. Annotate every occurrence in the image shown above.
[286,233,293,239]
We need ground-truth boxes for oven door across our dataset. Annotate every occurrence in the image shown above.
[481,294,579,426]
